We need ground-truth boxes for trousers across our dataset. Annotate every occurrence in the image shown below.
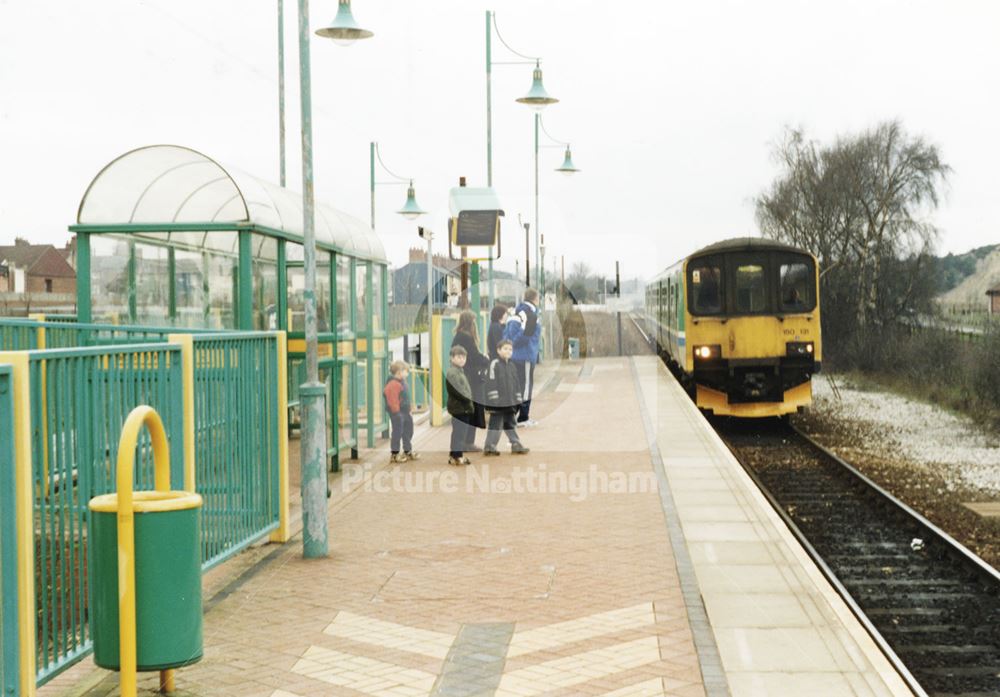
[515,360,535,422]
[390,411,413,453]
[484,409,523,450]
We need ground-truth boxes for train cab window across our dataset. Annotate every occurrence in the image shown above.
[734,263,767,313]
[689,259,722,314]
[779,260,816,312]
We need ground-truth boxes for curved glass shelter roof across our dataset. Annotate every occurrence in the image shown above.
[73,144,386,262]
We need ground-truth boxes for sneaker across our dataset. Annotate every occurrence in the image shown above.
[461,457,472,465]
[390,453,408,464]
[511,444,530,455]
[483,448,501,456]
[448,456,464,466]
[521,419,540,428]
[405,451,421,461]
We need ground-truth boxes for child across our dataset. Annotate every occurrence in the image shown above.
[384,360,420,463]
[483,339,530,456]
[446,345,474,466]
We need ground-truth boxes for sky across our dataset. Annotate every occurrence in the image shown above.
[1,0,999,280]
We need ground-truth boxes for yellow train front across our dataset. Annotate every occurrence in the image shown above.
[646,238,822,418]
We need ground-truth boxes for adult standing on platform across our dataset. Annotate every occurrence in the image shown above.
[451,310,489,450]
[504,288,542,426]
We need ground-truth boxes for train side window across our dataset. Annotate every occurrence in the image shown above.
[689,260,722,314]
[779,261,815,312]
[734,263,767,313]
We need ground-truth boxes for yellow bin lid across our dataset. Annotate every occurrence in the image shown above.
[89,490,203,513]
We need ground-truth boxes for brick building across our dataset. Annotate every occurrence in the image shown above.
[0,238,77,313]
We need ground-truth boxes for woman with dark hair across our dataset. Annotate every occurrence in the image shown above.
[450,310,489,449]
[487,303,508,361]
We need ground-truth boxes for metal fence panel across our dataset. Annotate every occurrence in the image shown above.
[193,334,281,569]
[0,365,19,697]
[28,344,184,685]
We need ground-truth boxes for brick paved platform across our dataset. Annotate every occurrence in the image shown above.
[47,356,914,697]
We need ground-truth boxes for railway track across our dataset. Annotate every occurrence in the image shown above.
[719,420,1000,697]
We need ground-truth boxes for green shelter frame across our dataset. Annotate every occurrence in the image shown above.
[69,144,390,458]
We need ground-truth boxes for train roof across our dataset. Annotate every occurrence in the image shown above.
[648,237,815,284]
[690,237,810,256]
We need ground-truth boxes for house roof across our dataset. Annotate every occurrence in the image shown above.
[987,285,1000,295]
[0,244,76,278]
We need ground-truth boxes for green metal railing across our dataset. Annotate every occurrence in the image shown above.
[0,322,40,351]
[192,333,281,568]
[1,330,287,687]
[28,343,185,684]
[0,318,212,352]
[1,365,19,697]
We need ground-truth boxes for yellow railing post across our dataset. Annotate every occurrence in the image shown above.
[270,332,290,543]
[114,406,173,697]
[431,315,444,426]
[0,351,37,697]
[167,335,196,492]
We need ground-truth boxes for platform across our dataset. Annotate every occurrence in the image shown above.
[49,356,914,697]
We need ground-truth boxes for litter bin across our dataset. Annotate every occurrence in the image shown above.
[567,337,580,360]
[89,491,203,670]
[88,406,203,683]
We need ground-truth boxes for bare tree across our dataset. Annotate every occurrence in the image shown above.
[756,121,949,344]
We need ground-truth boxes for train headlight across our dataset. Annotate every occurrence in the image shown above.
[694,345,720,361]
[786,341,815,357]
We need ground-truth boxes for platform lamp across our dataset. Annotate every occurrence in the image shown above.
[370,142,427,231]
[485,10,561,311]
[288,0,373,560]
[534,114,579,293]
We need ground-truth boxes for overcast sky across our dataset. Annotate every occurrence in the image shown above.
[1,0,998,279]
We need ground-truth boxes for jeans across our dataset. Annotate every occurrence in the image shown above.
[484,410,523,450]
[390,411,413,453]
[450,416,472,458]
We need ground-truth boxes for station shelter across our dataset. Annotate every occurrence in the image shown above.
[69,144,391,458]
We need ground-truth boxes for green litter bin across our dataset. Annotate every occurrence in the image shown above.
[88,489,204,671]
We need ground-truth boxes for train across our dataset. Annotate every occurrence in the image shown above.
[644,237,822,418]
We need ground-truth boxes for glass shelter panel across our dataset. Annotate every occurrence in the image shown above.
[134,243,170,325]
[288,258,331,333]
[174,249,207,329]
[205,235,238,330]
[90,235,130,323]
[355,261,369,334]
[371,265,385,332]
[252,234,278,331]
[335,255,351,336]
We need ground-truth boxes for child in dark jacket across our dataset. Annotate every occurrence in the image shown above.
[487,303,508,361]
[384,361,420,463]
[446,345,474,466]
[483,340,530,455]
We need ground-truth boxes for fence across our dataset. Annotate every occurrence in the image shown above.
[19,343,185,685]
[192,333,283,568]
[0,332,288,692]
[0,317,210,352]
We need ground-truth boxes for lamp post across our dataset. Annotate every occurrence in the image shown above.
[369,142,426,231]
[485,11,559,307]
[294,0,372,559]
[533,115,579,359]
